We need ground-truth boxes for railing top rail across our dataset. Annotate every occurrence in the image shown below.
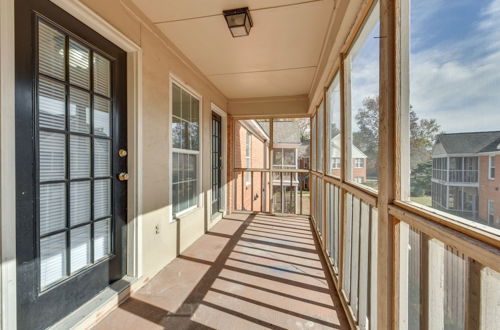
[233,168,310,173]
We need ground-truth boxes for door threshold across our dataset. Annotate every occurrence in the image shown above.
[50,276,137,330]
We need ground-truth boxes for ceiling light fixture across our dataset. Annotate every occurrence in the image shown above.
[223,7,253,38]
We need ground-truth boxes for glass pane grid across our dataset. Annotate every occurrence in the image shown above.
[36,19,114,290]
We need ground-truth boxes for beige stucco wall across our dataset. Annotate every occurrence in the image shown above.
[81,0,228,278]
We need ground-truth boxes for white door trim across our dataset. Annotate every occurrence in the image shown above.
[0,0,17,328]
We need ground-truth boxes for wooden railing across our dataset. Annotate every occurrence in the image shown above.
[232,168,310,216]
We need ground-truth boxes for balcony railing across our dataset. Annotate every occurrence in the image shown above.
[449,169,478,183]
[233,168,310,216]
[432,169,479,183]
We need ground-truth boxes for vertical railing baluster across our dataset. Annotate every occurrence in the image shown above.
[290,171,293,214]
[300,173,303,215]
[251,171,254,212]
[241,170,244,211]
[280,171,283,214]
[261,171,264,213]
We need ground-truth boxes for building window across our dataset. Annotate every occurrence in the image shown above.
[354,177,364,183]
[489,155,496,180]
[354,158,364,168]
[488,200,494,224]
[245,132,252,185]
[172,82,200,217]
[332,157,341,169]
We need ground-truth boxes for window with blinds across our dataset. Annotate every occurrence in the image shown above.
[37,20,113,290]
[171,82,200,217]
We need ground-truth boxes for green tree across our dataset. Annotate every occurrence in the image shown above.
[410,160,432,197]
[352,96,441,178]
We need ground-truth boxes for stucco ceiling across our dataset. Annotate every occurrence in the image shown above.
[131,0,336,99]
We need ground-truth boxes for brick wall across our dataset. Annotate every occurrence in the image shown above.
[479,155,500,226]
[233,120,268,212]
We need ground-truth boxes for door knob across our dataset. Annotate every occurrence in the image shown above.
[118,172,129,181]
[119,149,128,157]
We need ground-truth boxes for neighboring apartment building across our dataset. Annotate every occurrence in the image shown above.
[431,131,500,227]
[234,119,309,214]
[234,120,270,212]
[330,134,367,182]
[260,120,304,214]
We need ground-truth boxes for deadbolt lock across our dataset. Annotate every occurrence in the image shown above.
[119,149,128,157]
[118,172,129,181]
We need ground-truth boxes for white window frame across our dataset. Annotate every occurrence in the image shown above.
[488,200,495,224]
[245,131,252,185]
[354,158,364,168]
[489,155,496,180]
[169,75,202,221]
[332,157,341,169]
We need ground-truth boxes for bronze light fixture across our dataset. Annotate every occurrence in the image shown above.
[223,7,253,38]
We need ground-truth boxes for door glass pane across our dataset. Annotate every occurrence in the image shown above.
[69,39,90,89]
[40,183,66,235]
[70,225,91,273]
[69,87,90,133]
[38,21,65,80]
[39,76,66,130]
[70,135,90,179]
[93,53,111,97]
[94,139,111,177]
[70,181,90,226]
[40,131,66,182]
[94,179,111,219]
[94,218,111,260]
[94,96,111,137]
[40,233,67,289]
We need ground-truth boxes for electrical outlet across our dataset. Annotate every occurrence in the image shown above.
[155,224,160,234]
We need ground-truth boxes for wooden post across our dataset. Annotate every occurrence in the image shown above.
[227,117,234,214]
[379,0,398,328]
[339,52,347,291]
[269,119,274,214]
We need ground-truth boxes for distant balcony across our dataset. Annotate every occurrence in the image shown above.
[432,169,479,183]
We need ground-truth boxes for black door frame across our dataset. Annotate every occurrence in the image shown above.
[15,0,127,328]
[211,112,223,216]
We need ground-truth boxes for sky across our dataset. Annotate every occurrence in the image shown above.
[350,0,500,134]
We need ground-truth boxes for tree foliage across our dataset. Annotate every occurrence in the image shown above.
[352,96,441,179]
[297,118,311,142]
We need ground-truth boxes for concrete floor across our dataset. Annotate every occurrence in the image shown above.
[92,213,349,330]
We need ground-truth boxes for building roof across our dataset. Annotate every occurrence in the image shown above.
[479,136,500,153]
[331,134,367,158]
[433,131,500,155]
[257,120,302,145]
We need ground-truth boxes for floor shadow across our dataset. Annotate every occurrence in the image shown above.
[161,213,258,329]
[97,214,349,329]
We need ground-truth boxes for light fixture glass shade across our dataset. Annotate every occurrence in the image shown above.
[223,7,253,38]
